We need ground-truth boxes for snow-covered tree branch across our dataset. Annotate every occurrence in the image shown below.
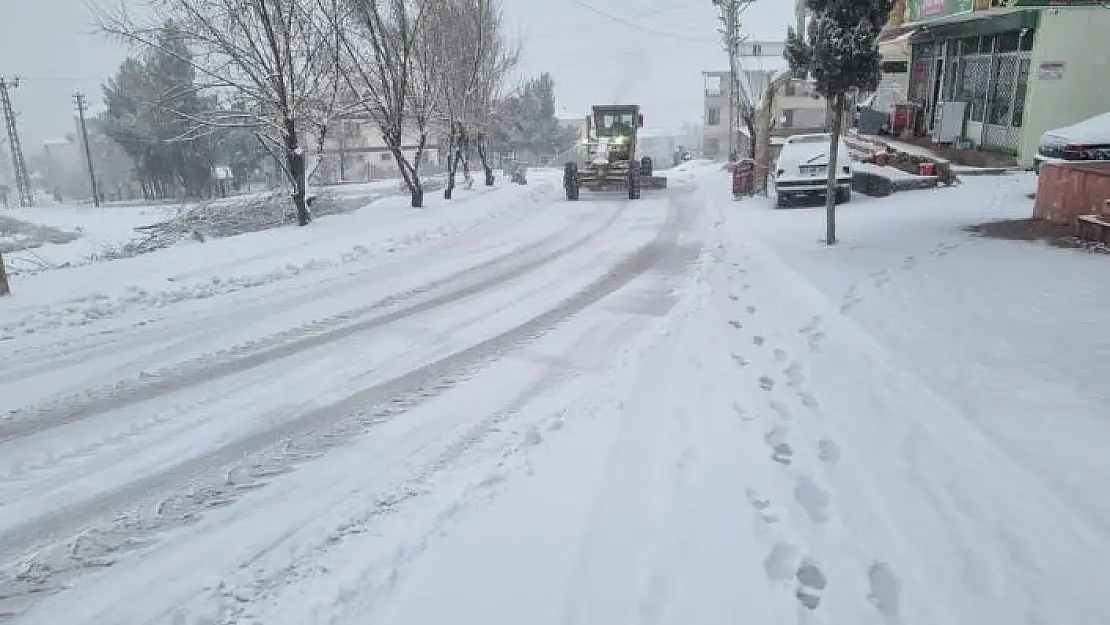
[433,0,517,198]
[337,0,437,208]
[97,0,344,225]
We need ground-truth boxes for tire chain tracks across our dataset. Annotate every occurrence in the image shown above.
[0,195,698,614]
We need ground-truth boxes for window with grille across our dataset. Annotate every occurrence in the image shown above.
[1013,58,1030,127]
[956,56,990,123]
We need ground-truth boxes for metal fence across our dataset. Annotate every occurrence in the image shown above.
[909,31,1033,154]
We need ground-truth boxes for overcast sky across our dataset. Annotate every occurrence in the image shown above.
[0,0,794,150]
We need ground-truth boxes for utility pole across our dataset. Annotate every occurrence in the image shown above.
[713,0,750,162]
[0,77,34,207]
[73,90,101,207]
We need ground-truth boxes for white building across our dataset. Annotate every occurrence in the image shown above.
[313,114,441,184]
[702,41,831,161]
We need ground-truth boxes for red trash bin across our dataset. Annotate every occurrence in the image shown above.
[892,103,917,135]
[733,159,755,198]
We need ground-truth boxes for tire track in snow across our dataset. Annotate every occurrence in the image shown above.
[0,260,594,499]
[208,316,656,625]
[0,180,557,344]
[0,197,604,417]
[0,192,700,615]
[0,181,569,381]
[0,200,631,442]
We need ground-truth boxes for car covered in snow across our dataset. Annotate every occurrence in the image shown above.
[1034,111,1110,174]
[772,133,853,207]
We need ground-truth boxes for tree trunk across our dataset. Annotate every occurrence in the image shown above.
[411,133,427,207]
[476,133,494,186]
[824,94,844,246]
[394,150,425,209]
[444,130,459,200]
[0,251,10,297]
[444,153,458,200]
[406,163,424,207]
[745,118,758,159]
[284,119,309,227]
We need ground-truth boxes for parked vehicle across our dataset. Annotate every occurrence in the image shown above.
[1034,111,1110,174]
[772,133,853,207]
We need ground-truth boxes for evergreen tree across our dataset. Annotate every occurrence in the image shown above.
[489,73,577,161]
[102,21,222,200]
[785,0,895,245]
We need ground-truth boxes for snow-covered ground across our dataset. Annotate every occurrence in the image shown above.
[2,165,1107,624]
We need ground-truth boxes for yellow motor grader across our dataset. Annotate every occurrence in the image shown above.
[563,104,668,201]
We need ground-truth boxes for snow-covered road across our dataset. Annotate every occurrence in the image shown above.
[2,165,1108,624]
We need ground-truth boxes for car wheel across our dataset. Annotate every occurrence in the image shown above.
[775,191,789,208]
[836,187,851,204]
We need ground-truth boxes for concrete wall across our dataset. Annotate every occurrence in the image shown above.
[1034,162,1110,223]
[1020,8,1110,168]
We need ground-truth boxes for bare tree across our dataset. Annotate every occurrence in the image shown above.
[339,0,441,208]
[97,0,343,226]
[738,72,792,195]
[464,8,518,188]
[433,0,516,199]
[0,251,10,297]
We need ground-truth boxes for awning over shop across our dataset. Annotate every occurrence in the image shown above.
[906,8,1039,41]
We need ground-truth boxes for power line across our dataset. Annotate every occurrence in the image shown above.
[531,3,694,40]
[566,0,708,42]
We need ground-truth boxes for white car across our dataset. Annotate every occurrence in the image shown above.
[773,133,853,207]
[1034,111,1110,174]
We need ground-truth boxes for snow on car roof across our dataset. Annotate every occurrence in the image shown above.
[1044,111,1110,144]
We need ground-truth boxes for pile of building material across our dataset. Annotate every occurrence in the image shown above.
[118,180,434,260]
[0,215,79,254]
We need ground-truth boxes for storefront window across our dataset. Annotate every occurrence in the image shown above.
[988,55,1017,125]
[960,37,979,56]
[1012,58,1030,127]
[909,58,932,103]
[997,32,1019,53]
[978,35,995,54]
[957,57,990,123]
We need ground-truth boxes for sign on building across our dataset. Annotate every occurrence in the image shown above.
[1037,61,1066,80]
[905,0,974,22]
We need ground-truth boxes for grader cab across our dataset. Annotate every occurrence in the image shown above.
[563,104,668,201]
